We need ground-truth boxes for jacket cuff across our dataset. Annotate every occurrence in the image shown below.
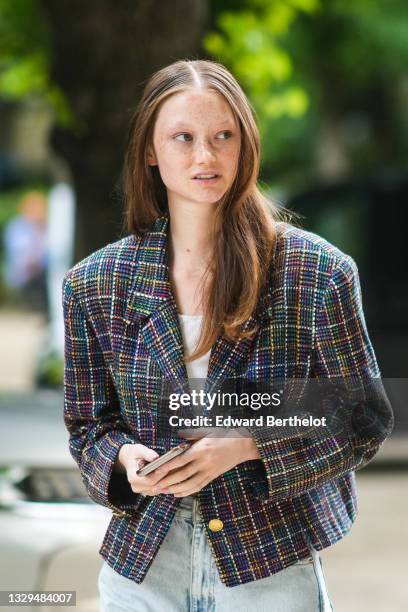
[79,430,143,515]
[247,428,284,501]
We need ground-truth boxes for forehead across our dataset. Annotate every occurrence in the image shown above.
[154,89,237,129]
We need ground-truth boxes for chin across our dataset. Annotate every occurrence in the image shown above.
[168,187,228,207]
[198,196,223,204]
[195,190,228,205]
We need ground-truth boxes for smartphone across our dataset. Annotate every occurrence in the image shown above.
[136,442,191,477]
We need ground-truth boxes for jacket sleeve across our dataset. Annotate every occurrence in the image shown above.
[249,256,394,502]
[63,274,142,514]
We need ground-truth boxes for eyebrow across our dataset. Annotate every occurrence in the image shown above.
[168,121,236,130]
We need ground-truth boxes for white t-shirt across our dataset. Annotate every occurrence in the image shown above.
[177,314,210,383]
[178,315,211,499]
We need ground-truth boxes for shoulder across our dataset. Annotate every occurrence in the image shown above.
[62,215,169,306]
[63,234,142,303]
[273,222,358,283]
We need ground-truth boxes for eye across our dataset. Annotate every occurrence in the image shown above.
[216,131,233,140]
[174,133,193,142]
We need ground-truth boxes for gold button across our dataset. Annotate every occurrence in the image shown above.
[208,518,224,532]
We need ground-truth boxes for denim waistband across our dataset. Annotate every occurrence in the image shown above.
[174,495,202,522]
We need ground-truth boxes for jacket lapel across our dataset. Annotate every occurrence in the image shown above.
[124,215,272,395]
[123,216,189,394]
[204,289,271,394]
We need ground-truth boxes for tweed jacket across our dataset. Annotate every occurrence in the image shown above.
[62,215,393,588]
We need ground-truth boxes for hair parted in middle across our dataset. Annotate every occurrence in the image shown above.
[123,58,280,361]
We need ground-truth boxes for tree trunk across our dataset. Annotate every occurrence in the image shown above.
[41,0,208,261]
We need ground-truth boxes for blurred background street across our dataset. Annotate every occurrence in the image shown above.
[0,310,44,391]
[322,471,408,612]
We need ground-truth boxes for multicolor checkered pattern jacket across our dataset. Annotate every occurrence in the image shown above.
[62,215,393,587]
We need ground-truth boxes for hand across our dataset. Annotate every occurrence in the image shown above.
[116,443,168,497]
[151,434,261,497]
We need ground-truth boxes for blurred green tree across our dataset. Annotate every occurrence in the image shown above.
[206,0,408,191]
[0,1,64,117]
[0,0,208,259]
[1,0,408,251]
[205,0,318,128]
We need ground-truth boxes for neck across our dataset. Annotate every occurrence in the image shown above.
[167,200,215,273]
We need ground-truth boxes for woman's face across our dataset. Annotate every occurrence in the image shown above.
[148,89,241,209]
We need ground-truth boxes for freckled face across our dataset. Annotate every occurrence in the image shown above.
[148,89,241,208]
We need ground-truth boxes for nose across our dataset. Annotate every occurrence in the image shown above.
[193,138,216,164]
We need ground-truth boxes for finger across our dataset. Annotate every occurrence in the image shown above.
[160,475,203,496]
[135,446,160,462]
[129,475,159,493]
[154,466,198,490]
[128,469,158,490]
[128,465,180,491]
[130,484,159,496]
[153,451,194,479]
[172,480,206,497]
[129,458,146,475]
[139,468,173,486]
[125,444,159,464]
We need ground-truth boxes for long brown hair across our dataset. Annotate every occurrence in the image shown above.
[123,59,278,361]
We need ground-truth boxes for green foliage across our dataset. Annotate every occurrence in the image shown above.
[311,0,408,85]
[1,0,408,190]
[205,0,319,134]
[0,0,73,125]
[0,188,20,226]
[206,0,408,188]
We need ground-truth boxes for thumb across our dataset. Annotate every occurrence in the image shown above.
[137,446,160,462]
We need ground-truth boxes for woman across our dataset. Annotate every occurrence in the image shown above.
[63,60,393,611]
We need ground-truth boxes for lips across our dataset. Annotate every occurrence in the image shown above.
[192,173,220,182]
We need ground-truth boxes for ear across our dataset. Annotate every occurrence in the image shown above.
[147,146,157,166]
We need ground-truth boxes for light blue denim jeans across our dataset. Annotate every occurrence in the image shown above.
[98,495,334,612]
